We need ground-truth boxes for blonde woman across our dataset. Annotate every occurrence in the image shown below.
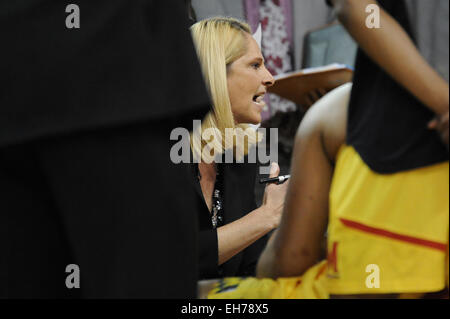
[190,17,289,279]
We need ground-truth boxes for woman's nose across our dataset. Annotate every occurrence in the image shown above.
[263,67,275,87]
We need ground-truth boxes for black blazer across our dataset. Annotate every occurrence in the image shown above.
[192,161,269,279]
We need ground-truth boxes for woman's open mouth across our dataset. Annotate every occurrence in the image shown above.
[252,94,266,107]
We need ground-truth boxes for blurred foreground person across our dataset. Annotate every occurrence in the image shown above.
[0,1,209,298]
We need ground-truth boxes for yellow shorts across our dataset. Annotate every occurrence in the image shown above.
[207,261,329,299]
[327,145,449,294]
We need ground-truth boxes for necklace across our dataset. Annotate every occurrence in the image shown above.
[197,163,223,229]
[211,165,223,229]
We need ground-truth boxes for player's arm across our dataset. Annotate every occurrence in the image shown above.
[256,84,351,278]
[330,0,449,115]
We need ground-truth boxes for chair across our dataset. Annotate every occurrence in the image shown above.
[302,21,357,69]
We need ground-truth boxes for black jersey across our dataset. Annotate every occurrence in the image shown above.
[328,0,448,173]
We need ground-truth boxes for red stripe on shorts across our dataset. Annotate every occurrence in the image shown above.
[340,218,447,253]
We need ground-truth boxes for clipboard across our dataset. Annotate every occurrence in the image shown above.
[268,64,353,106]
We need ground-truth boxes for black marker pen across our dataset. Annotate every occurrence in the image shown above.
[259,175,290,185]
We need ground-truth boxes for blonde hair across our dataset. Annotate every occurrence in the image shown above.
[190,17,261,162]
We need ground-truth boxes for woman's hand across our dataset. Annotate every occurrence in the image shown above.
[304,88,328,108]
[215,162,288,265]
[260,162,289,229]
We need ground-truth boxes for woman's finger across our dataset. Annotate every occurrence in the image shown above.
[428,118,438,129]
[269,162,280,178]
[317,88,328,97]
[304,94,313,107]
[309,90,320,102]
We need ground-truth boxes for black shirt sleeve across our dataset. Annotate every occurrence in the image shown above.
[233,162,267,277]
[198,229,219,279]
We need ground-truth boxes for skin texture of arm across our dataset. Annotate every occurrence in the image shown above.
[331,0,449,115]
[256,83,351,278]
[217,204,275,265]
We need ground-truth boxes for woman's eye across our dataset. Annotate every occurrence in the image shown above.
[251,63,261,69]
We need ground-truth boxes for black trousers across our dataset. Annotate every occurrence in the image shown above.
[0,120,199,298]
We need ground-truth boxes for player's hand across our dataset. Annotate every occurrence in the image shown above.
[428,110,449,150]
